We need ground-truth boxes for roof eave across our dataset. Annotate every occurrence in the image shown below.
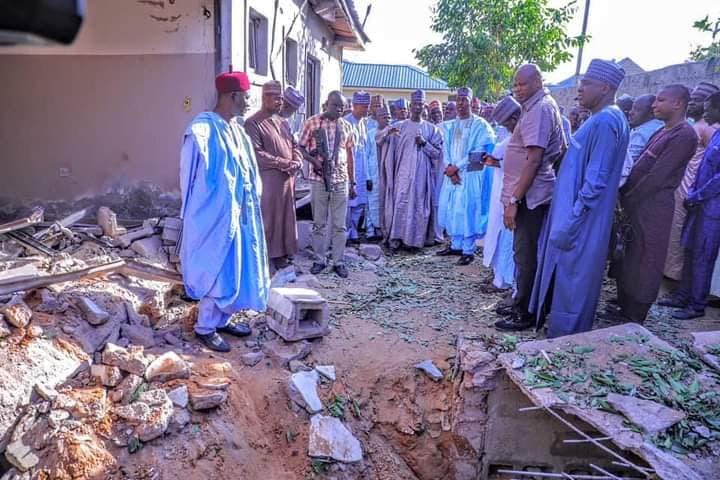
[312,0,369,51]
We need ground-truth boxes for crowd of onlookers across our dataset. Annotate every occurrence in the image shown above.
[177,62,720,351]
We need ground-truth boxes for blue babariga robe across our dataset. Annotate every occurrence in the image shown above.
[180,112,270,335]
[365,117,381,235]
[344,113,369,239]
[530,105,629,338]
[437,114,495,253]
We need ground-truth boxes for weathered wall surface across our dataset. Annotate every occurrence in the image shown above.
[240,0,345,117]
[551,59,720,113]
[0,0,349,214]
[0,0,217,211]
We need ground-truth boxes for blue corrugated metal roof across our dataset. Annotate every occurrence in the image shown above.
[342,61,452,91]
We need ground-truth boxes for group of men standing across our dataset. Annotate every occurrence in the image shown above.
[177,59,720,352]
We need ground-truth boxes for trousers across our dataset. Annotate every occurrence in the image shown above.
[513,202,549,316]
[311,181,349,265]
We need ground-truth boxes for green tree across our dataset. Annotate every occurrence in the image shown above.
[415,0,587,100]
[690,15,720,61]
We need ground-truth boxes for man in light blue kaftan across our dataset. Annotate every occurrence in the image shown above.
[179,72,270,352]
[364,94,384,239]
[530,60,629,338]
[344,91,371,242]
[437,86,495,266]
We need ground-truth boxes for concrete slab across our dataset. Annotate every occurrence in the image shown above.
[498,324,719,480]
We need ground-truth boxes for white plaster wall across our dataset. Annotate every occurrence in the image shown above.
[236,0,345,115]
[3,0,215,55]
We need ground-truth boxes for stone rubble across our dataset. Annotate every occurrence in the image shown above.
[144,351,190,383]
[90,364,123,388]
[308,415,363,463]
[189,388,227,410]
[415,359,444,382]
[102,343,150,376]
[77,297,110,326]
[262,339,312,368]
[241,351,265,367]
[288,370,323,414]
[1,297,32,328]
[166,385,189,408]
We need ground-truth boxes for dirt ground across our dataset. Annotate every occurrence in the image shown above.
[96,244,720,479]
[3,240,719,480]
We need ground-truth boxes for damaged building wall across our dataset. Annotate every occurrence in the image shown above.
[236,0,345,119]
[0,0,217,215]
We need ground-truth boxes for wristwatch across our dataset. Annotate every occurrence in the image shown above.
[510,196,521,205]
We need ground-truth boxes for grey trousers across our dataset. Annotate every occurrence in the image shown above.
[311,182,348,265]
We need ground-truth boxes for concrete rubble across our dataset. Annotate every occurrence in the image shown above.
[288,370,323,413]
[607,393,686,434]
[308,415,363,463]
[0,207,237,478]
[415,359,444,382]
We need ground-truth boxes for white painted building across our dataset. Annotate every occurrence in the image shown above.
[0,0,368,213]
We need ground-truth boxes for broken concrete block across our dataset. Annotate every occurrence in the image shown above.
[102,343,149,376]
[96,206,126,238]
[166,385,189,408]
[145,351,190,383]
[115,389,173,442]
[266,287,329,342]
[359,243,382,261]
[77,297,110,326]
[607,393,686,434]
[315,365,336,381]
[130,235,168,263]
[34,383,58,401]
[288,370,323,413]
[1,297,32,328]
[160,217,182,244]
[170,407,190,432]
[262,339,312,368]
[120,323,156,348]
[117,226,155,248]
[189,388,227,410]
[110,373,144,404]
[308,415,363,463]
[415,360,443,382]
[241,351,265,367]
[91,364,123,388]
[4,439,39,472]
[691,331,720,371]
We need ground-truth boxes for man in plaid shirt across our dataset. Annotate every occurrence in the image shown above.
[299,91,357,278]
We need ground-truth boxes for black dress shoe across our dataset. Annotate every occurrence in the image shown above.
[657,294,687,309]
[334,263,349,278]
[196,332,231,352]
[456,254,474,266]
[494,314,534,332]
[436,246,462,256]
[218,322,252,337]
[310,262,326,274]
[495,304,517,316]
[672,307,705,320]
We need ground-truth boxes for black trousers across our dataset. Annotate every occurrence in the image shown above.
[512,202,549,316]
